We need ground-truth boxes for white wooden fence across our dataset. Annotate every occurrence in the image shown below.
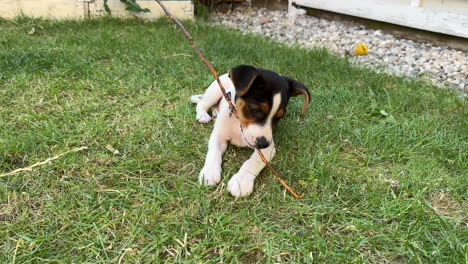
[0,0,193,20]
[289,0,468,38]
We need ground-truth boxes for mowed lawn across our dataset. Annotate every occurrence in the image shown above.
[0,17,466,263]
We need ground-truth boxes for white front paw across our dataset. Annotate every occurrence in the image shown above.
[228,173,255,197]
[190,94,203,104]
[199,166,221,186]
[196,111,212,124]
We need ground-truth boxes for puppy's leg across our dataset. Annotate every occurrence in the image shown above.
[199,133,228,185]
[228,143,276,197]
[192,74,230,124]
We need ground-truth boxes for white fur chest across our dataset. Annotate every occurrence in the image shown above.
[213,86,247,148]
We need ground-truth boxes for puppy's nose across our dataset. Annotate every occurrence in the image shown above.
[255,136,270,149]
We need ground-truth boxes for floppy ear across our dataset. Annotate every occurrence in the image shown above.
[285,77,310,116]
[229,65,258,97]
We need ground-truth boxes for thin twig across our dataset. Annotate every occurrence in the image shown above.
[154,0,238,117]
[154,1,304,199]
[0,146,88,177]
[256,149,304,199]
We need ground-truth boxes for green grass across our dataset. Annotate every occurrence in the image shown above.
[0,16,466,263]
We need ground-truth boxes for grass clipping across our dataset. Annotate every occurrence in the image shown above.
[0,147,88,178]
[154,0,303,199]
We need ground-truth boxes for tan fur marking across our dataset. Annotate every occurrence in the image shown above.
[236,98,256,128]
[259,102,269,113]
[236,98,271,128]
[291,88,310,116]
[274,108,285,119]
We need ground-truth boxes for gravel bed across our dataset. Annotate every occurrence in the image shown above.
[212,8,468,95]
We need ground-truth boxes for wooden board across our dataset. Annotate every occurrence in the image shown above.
[291,0,468,38]
[90,1,193,20]
[0,0,193,20]
[0,0,86,19]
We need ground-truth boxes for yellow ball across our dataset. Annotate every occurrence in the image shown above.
[354,43,368,55]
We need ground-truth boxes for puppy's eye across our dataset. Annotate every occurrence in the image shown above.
[249,106,259,112]
[249,106,264,116]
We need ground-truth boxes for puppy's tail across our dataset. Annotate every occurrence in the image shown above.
[190,94,203,104]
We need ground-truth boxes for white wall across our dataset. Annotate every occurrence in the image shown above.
[0,0,193,20]
[290,0,468,38]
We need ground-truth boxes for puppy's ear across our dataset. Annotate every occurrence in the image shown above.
[284,77,310,116]
[229,65,257,97]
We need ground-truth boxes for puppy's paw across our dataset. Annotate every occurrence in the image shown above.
[199,166,221,186]
[196,111,212,124]
[228,173,255,197]
[190,94,204,104]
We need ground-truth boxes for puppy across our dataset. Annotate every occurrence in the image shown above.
[191,65,310,197]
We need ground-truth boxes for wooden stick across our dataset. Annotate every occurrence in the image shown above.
[154,0,237,117]
[0,146,88,177]
[256,149,304,199]
[154,0,303,199]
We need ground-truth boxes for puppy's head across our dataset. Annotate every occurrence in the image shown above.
[229,65,310,149]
